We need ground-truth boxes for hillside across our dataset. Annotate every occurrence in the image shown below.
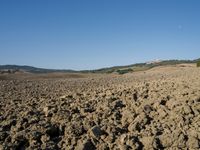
[84,59,199,74]
[0,65,77,74]
[0,58,199,74]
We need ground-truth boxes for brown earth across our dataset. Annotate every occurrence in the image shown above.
[0,64,200,150]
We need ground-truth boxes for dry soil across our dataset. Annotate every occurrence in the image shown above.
[0,64,200,150]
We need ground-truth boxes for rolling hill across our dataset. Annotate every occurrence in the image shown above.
[0,58,199,74]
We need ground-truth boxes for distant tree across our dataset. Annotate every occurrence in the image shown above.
[117,68,133,74]
[197,61,200,67]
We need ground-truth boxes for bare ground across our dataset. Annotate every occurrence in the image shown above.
[0,64,200,150]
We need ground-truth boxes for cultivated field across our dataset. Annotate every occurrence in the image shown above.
[0,64,200,149]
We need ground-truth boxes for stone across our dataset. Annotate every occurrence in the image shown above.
[90,126,104,138]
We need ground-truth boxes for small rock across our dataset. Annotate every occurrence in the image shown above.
[90,126,104,138]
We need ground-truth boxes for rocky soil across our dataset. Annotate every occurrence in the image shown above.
[0,64,200,150]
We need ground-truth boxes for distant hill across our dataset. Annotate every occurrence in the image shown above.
[84,59,199,74]
[0,58,199,74]
[0,65,77,74]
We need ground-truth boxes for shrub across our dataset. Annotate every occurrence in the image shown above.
[116,68,133,74]
[197,61,200,67]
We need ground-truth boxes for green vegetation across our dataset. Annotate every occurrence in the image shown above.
[116,68,133,74]
[197,61,200,67]
[85,59,197,74]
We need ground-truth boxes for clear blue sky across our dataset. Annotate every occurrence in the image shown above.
[0,0,200,70]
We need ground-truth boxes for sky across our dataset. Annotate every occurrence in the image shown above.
[0,0,200,70]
